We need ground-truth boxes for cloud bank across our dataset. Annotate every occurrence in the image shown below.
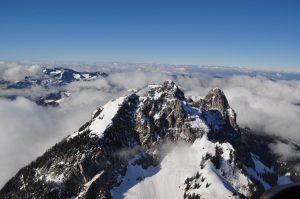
[0,63,43,82]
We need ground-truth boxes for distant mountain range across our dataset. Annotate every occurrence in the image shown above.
[0,67,108,106]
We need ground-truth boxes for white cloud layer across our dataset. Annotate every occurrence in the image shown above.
[269,142,300,161]
[0,63,43,82]
[0,64,300,188]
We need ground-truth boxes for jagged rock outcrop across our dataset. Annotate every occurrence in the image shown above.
[193,87,238,130]
[1,80,299,199]
[204,88,230,113]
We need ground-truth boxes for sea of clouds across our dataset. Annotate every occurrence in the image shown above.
[0,62,300,187]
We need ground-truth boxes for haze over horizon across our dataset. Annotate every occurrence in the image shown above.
[0,0,299,70]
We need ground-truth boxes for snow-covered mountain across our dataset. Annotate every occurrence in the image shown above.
[1,80,299,199]
[0,67,108,106]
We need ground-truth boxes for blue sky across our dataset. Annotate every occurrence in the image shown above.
[0,0,299,70]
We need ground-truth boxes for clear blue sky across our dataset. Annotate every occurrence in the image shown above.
[0,0,299,70]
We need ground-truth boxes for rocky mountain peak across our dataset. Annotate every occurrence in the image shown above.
[204,87,230,114]
[204,88,238,129]
[190,87,237,130]
[148,80,186,101]
[162,79,176,88]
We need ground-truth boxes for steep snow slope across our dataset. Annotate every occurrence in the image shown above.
[112,136,245,199]
[69,96,127,139]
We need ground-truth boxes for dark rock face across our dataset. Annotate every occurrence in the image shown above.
[192,87,238,130]
[226,108,237,129]
[204,88,230,114]
[35,92,62,107]
[1,81,299,199]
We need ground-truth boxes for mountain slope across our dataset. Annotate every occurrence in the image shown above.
[0,80,299,199]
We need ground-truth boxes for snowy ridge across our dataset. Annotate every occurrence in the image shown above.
[89,96,127,138]
[77,171,104,198]
[68,95,128,139]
